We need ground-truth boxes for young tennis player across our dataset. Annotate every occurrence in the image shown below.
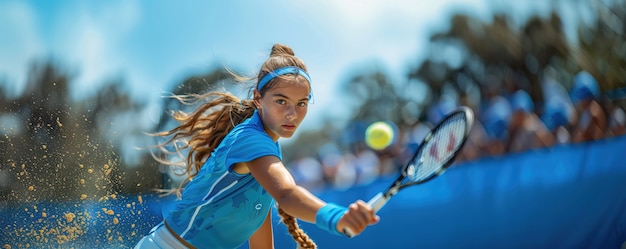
[134,44,379,249]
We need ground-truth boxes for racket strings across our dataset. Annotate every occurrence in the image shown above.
[410,113,467,181]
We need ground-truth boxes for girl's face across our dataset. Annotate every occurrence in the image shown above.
[254,76,311,141]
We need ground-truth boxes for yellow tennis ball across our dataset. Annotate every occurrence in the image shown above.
[365,121,394,150]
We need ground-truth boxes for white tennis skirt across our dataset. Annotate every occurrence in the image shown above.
[134,222,193,249]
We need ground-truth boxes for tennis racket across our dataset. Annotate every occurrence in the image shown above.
[344,106,474,237]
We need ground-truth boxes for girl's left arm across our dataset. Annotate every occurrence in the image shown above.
[248,210,274,249]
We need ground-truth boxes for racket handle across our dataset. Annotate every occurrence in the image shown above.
[367,192,388,213]
[343,192,388,238]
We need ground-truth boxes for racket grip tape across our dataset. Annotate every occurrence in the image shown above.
[343,192,388,238]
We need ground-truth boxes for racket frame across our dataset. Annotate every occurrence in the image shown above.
[375,106,474,209]
[344,106,474,237]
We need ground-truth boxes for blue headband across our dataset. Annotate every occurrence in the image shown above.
[257,66,312,95]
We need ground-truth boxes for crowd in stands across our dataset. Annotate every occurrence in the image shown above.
[287,71,626,191]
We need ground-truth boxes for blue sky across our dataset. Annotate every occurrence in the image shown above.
[2,0,588,137]
[2,0,593,163]
[0,0,500,130]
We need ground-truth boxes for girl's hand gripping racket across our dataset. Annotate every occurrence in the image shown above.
[344,106,474,237]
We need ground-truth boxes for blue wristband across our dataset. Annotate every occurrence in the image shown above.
[315,203,348,236]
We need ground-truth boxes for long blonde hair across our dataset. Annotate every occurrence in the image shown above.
[153,44,317,248]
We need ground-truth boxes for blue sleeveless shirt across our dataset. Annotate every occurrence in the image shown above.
[165,111,280,248]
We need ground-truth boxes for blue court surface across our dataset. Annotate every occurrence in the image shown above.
[2,135,625,248]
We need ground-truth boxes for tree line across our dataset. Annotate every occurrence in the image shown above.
[0,1,623,203]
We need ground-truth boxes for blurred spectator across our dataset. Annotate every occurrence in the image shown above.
[541,97,574,145]
[569,71,607,143]
[458,118,489,162]
[315,73,622,191]
[541,75,571,103]
[333,151,358,190]
[506,90,554,153]
[427,95,458,126]
[482,96,512,157]
[409,121,431,143]
[318,142,342,186]
[539,75,576,146]
[608,105,625,136]
[288,154,325,192]
[353,148,380,186]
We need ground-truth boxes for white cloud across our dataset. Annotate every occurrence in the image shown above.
[0,0,491,131]
[325,0,489,67]
[282,1,490,129]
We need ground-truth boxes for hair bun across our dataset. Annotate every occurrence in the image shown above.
[270,44,295,57]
